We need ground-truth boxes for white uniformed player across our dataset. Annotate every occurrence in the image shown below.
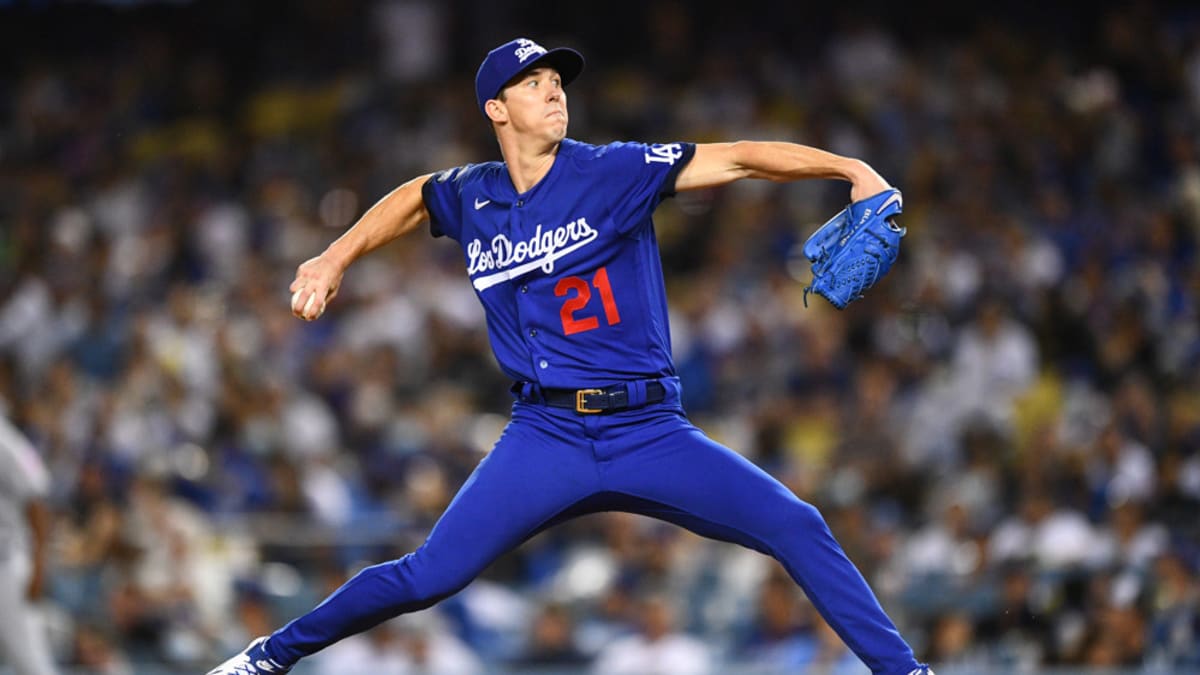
[0,414,58,675]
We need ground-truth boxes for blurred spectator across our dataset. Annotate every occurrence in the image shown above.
[734,568,816,671]
[1093,500,1168,574]
[312,622,413,674]
[312,611,482,675]
[806,614,872,675]
[509,602,590,669]
[897,499,980,581]
[973,563,1052,667]
[217,582,278,659]
[54,457,123,618]
[591,594,710,675]
[947,297,1039,435]
[924,612,988,671]
[70,623,132,675]
[1145,553,1200,669]
[1088,422,1157,509]
[989,489,1099,571]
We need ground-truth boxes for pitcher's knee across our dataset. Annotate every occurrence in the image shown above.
[774,499,832,538]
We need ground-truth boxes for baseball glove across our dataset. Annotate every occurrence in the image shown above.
[802,188,905,309]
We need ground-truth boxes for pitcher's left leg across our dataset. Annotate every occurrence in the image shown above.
[598,409,926,675]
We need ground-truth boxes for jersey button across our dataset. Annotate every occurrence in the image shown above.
[529,328,538,337]
[520,285,528,293]
[539,359,548,369]
[517,199,524,207]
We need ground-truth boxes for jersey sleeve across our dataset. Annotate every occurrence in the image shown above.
[421,165,473,242]
[599,141,696,235]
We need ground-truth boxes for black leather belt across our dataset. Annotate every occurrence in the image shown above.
[514,380,667,414]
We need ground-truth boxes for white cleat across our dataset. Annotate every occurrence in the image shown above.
[207,637,292,674]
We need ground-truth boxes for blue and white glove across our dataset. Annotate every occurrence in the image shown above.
[803,188,906,309]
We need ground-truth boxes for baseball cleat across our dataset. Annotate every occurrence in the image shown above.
[207,637,291,674]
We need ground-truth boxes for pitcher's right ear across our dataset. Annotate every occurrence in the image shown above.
[485,99,508,124]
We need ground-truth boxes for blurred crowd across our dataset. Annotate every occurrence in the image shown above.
[2,0,1200,672]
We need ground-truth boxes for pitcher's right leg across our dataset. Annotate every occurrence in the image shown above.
[261,403,600,667]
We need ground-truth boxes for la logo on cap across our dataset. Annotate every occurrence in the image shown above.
[514,38,547,63]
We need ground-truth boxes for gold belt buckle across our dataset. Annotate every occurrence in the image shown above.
[575,389,604,414]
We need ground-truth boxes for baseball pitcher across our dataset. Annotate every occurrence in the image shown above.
[210,38,930,675]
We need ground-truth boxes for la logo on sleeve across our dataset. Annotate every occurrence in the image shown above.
[644,143,683,165]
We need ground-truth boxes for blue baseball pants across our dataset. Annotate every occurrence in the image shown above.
[266,379,924,674]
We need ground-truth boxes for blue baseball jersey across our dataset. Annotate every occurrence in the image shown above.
[421,138,696,388]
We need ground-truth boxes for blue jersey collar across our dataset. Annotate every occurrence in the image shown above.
[496,138,578,202]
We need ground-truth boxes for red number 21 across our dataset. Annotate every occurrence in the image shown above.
[555,267,622,336]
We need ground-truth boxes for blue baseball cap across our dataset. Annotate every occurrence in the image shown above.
[475,38,585,117]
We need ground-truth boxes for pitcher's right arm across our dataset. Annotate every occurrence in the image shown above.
[290,173,433,321]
